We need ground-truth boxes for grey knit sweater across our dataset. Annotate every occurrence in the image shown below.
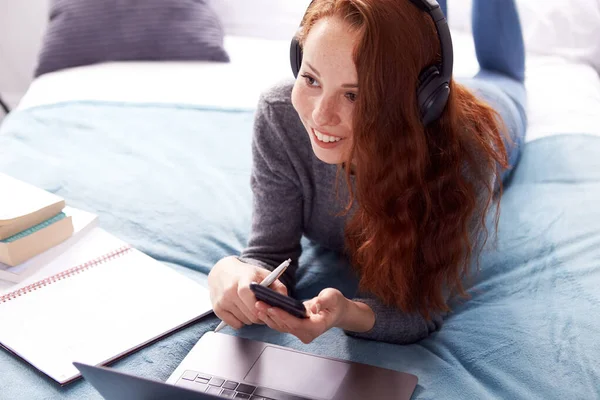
[239,79,495,344]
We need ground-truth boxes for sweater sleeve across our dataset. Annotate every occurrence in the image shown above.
[345,294,445,344]
[237,94,304,291]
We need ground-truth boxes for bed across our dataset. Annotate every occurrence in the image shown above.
[1,1,600,399]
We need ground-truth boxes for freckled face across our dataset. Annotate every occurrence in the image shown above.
[291,17,360,165]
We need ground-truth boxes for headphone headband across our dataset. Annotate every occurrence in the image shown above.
[407,0,453,87]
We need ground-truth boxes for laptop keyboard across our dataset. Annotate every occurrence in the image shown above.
[175,370,315,400]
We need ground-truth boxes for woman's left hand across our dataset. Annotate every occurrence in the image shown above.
[255,288,348,344]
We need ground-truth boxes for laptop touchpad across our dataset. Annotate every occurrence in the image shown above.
[244,346,350,400]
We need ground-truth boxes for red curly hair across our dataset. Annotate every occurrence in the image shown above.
[298,0,509,318]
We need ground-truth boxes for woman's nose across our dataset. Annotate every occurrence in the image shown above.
[312,97,340,127]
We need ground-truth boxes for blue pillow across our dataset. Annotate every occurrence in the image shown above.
[35,0,230,77]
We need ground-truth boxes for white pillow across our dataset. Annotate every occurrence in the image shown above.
[448,0,600,72]
[209,0,310,40]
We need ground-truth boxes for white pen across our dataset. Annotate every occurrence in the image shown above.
[214,258,292,333]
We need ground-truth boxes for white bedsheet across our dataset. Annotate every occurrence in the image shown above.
[17,36,293,112]
[17,33,600,143]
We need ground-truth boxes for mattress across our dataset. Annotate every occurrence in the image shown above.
[16,33,600,143]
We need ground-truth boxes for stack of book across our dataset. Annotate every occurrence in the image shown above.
[0,173,97,283]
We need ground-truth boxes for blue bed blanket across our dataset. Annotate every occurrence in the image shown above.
[0,102,599,399]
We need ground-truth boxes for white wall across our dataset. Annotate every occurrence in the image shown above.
[0,0,50,109]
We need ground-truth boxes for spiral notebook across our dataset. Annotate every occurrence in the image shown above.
[0,228,213,385]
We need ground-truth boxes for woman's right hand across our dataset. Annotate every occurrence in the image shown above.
[208,256,289,330]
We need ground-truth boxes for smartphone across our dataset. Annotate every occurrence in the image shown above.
[249,283,308,319]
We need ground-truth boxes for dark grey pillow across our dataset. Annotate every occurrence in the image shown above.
[35,0,230,77]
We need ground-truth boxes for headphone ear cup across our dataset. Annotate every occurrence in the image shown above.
[417,65,450,126]
[290,37,303,78]
[420,84,450,126]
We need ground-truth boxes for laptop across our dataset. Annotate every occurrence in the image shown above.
[74,331,418,400]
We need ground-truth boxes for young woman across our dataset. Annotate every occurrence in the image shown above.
[208,0,527,344]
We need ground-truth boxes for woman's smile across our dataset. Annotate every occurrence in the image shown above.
[311,128,345,149]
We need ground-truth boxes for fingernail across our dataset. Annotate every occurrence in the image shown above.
[267,308,274,315]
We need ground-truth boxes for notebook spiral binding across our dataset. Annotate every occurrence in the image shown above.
[0,245,132,304]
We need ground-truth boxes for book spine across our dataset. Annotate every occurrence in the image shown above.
[0,246,131,304]
[0,212,67,243]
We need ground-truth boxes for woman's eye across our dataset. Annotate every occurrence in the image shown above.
[301,74,319,87]
[346,92,357,102]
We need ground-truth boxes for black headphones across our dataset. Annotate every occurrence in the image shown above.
[290,0,454,127]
